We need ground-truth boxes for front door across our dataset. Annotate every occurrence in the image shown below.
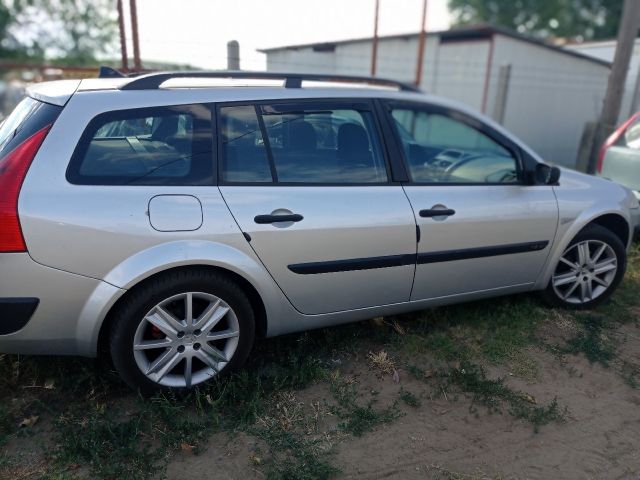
[385,102,558,300]
[218,101,417,314]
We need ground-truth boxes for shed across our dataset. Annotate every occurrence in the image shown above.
[259,26,611,167]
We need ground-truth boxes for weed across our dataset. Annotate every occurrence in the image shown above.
[445,362,565,432]
[329,375,402,436]
[0,404,12,447]
[54,407,162,480]
[252,392,339,480]
[399,388,422,408]
[367,350,396,375]
[563,313,616,366]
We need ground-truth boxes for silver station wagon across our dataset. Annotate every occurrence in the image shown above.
[0,70,637,392]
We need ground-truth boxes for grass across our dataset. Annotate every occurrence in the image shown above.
[1,245,640,478]
[446,363,565,432]
[251,392,339,480]
[399,388,422,408]
[407,361,565,432]
[54,408,162,479]
[563,313,616,365]
[329,373,403,437]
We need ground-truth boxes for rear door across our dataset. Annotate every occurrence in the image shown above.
[384,101,558,300]
[218,99,416,315]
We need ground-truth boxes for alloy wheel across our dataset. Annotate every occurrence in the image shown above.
[133,292,240,388]
[552,240,617,305]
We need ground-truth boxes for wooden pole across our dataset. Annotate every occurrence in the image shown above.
[414,0,428,86]
[129,0,142,71]
[371,0,380,76]
[117,0,128,71]
[587,0,640,173]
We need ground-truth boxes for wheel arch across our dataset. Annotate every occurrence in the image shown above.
[587,213,630,248]
[96,264,269,358]
[536,210,631,290]
[75,239,289,358]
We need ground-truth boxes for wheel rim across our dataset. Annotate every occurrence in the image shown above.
[552,240,617,305]
[133,292,240,388]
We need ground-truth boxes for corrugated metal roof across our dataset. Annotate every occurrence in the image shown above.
[258,24,611,68]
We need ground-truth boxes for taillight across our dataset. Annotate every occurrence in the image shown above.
[597,113,640,174]
[0,125,51,253]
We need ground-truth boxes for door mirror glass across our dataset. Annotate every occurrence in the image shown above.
[534,163,560,185]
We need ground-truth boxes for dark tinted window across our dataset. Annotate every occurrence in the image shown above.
[220,105,273,183]
[391,107,518,184]
[0,97,61,159]
[67,104,213,185]
[219,103,388,184]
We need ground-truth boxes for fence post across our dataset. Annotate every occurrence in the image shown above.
[492,64,511,124]
[227,41,240,70]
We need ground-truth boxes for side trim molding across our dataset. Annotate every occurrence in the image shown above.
[287,241,549,275]
[417,241,549,265]
[288,254,415,275]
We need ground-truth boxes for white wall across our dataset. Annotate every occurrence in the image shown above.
[432,39,490,112]
[264,33,610,167]
[567,40,640,122]
[491,35,609,165]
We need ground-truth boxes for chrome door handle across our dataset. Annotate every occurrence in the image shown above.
[254,213,304,224]
[419,208,455,218]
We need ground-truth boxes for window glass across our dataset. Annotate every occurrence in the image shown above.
[391,108,518,184]
[0,97,40,155]
[625,117,640,149]
[220,105,273,182]
[68,105,213,185]
[260,106,387,183]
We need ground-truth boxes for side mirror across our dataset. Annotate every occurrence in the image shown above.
[534,163,560,185]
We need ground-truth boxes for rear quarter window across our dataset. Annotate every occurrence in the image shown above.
[67,104,213,185]
[0,97,61,158]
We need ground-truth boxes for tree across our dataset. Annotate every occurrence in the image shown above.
[0,1,35,60]
[11,0,117,65]
[448,0,623,41]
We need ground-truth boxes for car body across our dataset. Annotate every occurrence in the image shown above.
[598,111,640,225]
[0,71,636,391]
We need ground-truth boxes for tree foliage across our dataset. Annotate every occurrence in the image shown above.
[1,0,117,65]
[448,0,623,41]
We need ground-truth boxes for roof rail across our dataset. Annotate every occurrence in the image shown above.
[118,70,422,92]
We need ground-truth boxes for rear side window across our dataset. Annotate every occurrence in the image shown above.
[67,104,213,185]
[0,97,61,158]
[220,105,273,183]
[220,102,388,184]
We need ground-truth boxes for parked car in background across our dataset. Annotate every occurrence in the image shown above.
[0,71,637,393]
[598,112,640,211]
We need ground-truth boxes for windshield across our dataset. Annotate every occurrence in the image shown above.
[0,97,41,155]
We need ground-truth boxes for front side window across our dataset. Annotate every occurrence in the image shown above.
[391,107,519,184]
[220,103,388,184]
[68,104,213,185]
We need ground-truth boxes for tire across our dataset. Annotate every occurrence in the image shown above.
[109,269,255,394]
[540,224,627,309]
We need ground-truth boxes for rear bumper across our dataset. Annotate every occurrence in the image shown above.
[0,298,39,334]
[0,253,123,356]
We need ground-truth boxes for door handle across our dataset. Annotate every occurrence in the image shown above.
[419,208,456,218]
[254,213,304,224]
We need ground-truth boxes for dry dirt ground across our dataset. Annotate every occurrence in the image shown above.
[2,247,640,480]
[166,340,640,480]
